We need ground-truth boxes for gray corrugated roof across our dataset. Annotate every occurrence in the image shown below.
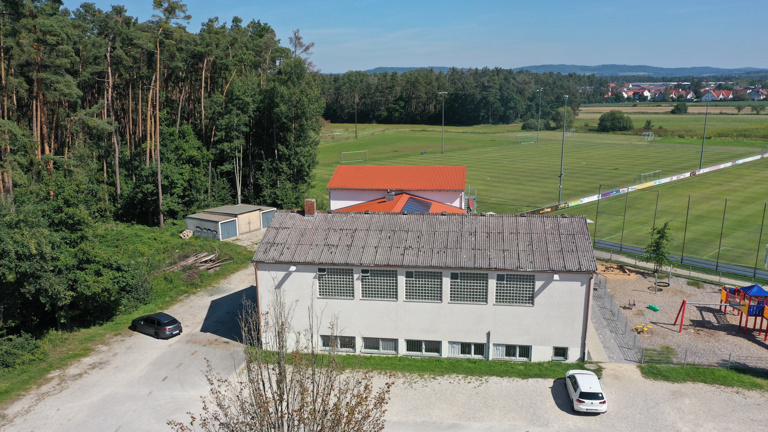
[253,212,597,273]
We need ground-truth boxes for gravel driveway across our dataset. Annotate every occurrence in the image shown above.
[0,267,254,432]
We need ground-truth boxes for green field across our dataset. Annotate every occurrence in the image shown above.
[312,119,768,269]
[313,124,766,214]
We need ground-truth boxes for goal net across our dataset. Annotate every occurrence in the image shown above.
[340,150,368,163]
[565,129,575,136]
[516,134,535,144]
[633,170,661,185]
[642,132,655,140]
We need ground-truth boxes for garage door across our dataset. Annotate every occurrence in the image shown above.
[220,220,238,240]
[261,209,275,228]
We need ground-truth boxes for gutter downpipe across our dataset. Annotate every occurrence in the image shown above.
[582,273,594,362]
[254,263,262,345]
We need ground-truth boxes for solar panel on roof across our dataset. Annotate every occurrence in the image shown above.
[401,197,432,213]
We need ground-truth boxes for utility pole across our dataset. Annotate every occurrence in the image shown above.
[558,95,568,204]
[439,91,447,153]
[699,99,709,170]
[536,88,543,142]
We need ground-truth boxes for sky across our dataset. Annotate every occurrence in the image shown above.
[61,0,768,74]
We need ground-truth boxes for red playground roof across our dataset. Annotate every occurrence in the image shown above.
[335,193,466,214]
[327,166,466,191]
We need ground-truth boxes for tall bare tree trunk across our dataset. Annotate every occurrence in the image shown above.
[146,73,155,167]
[106,40,121,205]
[156,29,164,227]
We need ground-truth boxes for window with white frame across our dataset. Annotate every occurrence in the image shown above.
[405,339,441,356]
[449,272,488,303]
[553,346,568,361]
[449,342,486,358]
[318,267,354,299]
[362,337,398,354]
[320,335,356,352]
[493,344,532,361]
[405,270,442,302]
[495,274,535,305]
[361,269,397,300]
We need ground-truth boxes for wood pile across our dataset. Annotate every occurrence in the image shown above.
[153,252,231,274]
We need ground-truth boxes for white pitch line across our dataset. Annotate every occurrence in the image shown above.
[602,221,654,241]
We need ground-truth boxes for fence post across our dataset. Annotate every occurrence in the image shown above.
[641,348,644,364]
[684,349,688,366]
[728,352,732,368]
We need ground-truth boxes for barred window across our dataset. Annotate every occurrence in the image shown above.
[318,268,354,299]
[361,269,397,300]
[495,274,535,305]
[493,344,532,361]
[320,335,356,353]
[362,337,398,354]
[449,342,486,358]
[449,272,488,303]
[405,271,442,302]
[405,339,441,356]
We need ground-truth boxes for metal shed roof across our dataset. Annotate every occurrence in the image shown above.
[252,211,597,273]
[187,212,237,223]
[203,204,275,216]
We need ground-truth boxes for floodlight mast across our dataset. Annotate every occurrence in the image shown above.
[558,95,568,204]
[439,91,448,154]
[700,99,709,170]
[536,88,543,142]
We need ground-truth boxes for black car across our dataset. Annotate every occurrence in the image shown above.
[130,312,182,339]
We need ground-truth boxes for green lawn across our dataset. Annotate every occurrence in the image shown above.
[312,122,767,268]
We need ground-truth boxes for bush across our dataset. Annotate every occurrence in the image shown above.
[597,110,634,132]
[521,119,538,131]
[0,333,45,369]
[671,102,688,115]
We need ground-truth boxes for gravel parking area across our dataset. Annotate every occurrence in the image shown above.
[600,263,768,367]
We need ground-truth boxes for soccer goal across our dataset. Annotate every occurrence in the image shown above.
[339,150,368,163]
[642,132,655,140]
[516,134,535,144]
[633,170,661,185]
[565,129,575,136]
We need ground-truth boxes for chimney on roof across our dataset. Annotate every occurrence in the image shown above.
[304,199,317,218]
[385,190,395,202]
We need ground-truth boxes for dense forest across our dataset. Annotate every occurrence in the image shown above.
[320,68,607,126]
[0,0,324,341]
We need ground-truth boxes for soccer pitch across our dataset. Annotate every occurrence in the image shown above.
[314,125,765,214]
[312,124,767,269]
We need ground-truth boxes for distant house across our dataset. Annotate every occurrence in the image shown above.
[252,208,598,362]
[701,91,718,102]
[748,89,766,101]
[327,166,466,212]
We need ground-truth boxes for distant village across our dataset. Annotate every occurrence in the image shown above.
[603,82,766,102]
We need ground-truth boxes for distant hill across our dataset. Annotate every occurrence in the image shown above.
[513,64,765,77]
[362,65,767,77]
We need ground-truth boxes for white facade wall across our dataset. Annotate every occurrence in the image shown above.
[255,263,593,362]
[329,189,464,210]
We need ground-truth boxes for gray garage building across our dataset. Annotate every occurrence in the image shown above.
[185,204,276,240]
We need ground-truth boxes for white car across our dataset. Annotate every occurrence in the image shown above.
[564,370,607,413]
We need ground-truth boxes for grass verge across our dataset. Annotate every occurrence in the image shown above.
[335,354,600,379]
[639,364,768,391]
